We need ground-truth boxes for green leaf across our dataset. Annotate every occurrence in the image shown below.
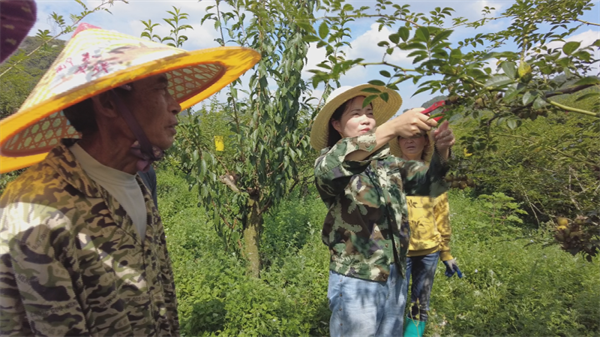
[379,92,389,102]
[466,68,486,78]
[503,85,521,102]
[562,41,581,55]
[484,75,513,89]
[318,22,329,39]
[532,97,547,109]
[449,48,462,64]
[404,42,427,50]
[398,27,409,42]
[592,39,600,47]
[414,26,430,42]
[361,87,382,94]
[413,55,427,64]
[363,94,378,107]
[574,77,600,85]
[501,61,517,79]
[407,50,427,58]
[389,33,400,44]
[430,29,453,46]
[522,91,536,105]
[303,35,320,43]
[297,20,315,34]
[367,80,386,86]
[412,86,431,96]
[380,70,391,78]
[506,119,517,130]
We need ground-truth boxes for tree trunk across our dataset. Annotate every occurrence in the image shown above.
[243,197,263,277]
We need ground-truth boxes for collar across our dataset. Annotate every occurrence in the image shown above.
[44,139,104,198]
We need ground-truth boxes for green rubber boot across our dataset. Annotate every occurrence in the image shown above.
[403,317,425,337]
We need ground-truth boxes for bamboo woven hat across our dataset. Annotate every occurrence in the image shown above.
[310,84,402,151]
[389,131,435,163]
[0,24,260,173]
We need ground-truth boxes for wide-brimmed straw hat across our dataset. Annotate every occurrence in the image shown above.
[0,24,260,173]
[0,0,37,63]
[310,84,402,151]
[389,131,435,163]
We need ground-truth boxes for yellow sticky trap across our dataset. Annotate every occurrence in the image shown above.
[214,136,224,151]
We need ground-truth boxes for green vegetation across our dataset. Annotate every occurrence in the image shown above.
[1,1,598,335]
[0,37,65,118]
[157,169,599,336]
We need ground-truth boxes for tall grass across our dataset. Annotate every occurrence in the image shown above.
[157,169,599,337]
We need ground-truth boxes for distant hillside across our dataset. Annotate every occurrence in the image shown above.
[0,36,66,118]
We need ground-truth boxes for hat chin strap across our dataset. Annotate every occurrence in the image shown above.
[109,90,164,173]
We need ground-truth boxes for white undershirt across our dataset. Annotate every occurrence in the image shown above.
[70,143,147,240]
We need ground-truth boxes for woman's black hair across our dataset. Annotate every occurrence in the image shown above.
[326,96,373,148]
[326,100,349,148]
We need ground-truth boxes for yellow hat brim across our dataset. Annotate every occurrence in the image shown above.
[0,41,259,173]
[309,84,402,151]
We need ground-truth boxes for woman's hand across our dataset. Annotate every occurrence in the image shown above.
[433,120,455,161]
[388,108,438,138]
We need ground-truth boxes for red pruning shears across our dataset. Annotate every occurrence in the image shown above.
[420,100,447,122]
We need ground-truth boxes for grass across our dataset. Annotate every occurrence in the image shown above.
[156,169,600,337]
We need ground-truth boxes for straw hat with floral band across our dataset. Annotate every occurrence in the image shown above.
[310,84,403,151]
[0,23,260,173]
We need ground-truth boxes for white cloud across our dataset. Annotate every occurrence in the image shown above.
[345,23,411,64]
[302,42,327,79]
[545,29,600,53]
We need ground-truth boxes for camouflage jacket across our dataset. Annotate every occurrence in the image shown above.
[0,139,179,336]
[314,132,449,281]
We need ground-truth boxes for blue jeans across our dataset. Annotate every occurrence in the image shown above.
[405,252,439,321]
[327,264,408,337]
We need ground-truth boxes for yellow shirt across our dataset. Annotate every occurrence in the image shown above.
[406,192,453,261]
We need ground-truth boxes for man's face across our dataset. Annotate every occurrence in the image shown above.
[124,74,181,150]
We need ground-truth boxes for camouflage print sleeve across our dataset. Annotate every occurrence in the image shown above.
[400,149,449,198]
[0,203,90,337]
[314,131,386,199]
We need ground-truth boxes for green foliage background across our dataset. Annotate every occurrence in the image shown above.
[157,169,599,337]
[451,86,599,223]
[0,1,598,335]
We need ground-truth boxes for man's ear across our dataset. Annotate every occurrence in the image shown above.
[91,91,118,118]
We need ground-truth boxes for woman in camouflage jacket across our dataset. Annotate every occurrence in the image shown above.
[309,84,455,337]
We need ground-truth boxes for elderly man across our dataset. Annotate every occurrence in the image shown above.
[0,24,259,336]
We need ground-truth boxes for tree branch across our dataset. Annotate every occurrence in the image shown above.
[545,84,596,98]
[358,61,416,72]
[511,84,597,115]
[548,100,600,118]
[575,18,600,27]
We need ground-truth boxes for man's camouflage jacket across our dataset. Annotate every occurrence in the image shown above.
[0,139,179,336]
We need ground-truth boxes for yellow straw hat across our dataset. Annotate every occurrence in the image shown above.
[389,131,435,163]
[0,24,260,173]
[310,84,402,151]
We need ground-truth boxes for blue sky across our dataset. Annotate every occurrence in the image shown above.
[29,0,600,112]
